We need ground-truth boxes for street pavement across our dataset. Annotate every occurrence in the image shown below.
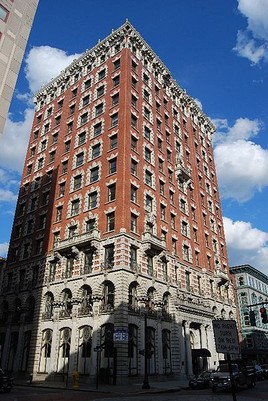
[14,377,267,401]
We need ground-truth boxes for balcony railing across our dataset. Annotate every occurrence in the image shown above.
[78,306,93,316]
[175,163,191,182]
[54,229,100,252]
[142,232,166,253]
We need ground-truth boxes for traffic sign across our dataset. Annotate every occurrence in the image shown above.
[113,328,128,342]
[212,320,240,354]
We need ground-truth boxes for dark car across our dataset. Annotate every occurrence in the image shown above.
[189,371,213,389]
[0,368,14,393]
[255,364,264,381]
[261,364,268,379]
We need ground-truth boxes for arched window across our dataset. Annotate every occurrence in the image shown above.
[128,282,138,309]
[162,329,172,374]
[7,331,19,371]
[0,300,9,323]
[43,292,54,319]
[20,330,31,372]
[78,326,92,374]
[147,287,155,311]
[60,289,72,318]
[101,323,114,358]
[128,324,138,375]
[163,292,170,315]
[39,329,52,373]
[78,285,92,316]
[12,298,22,323]
[102,281,114,311]
[147,327,156,374]
[57,328,71,374]
[25,296,35,323]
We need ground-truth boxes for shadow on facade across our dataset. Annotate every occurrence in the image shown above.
[0,168,58,379]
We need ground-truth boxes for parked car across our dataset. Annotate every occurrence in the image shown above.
[260,364,268,379]
[189,371,213,389]
[255,364,265,381]
[0,368,14,393]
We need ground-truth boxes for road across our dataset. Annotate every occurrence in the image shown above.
[0,380,268,401]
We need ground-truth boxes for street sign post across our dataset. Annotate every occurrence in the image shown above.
[212,320,240,401]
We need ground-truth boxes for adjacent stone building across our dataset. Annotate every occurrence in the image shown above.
[230,264,268,364]
[0,21,236,383]
[0,0,39,134]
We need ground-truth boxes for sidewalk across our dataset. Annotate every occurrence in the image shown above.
[16,376,188,395]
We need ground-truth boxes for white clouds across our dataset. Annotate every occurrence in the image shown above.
[0,108,34,173]
[213,117,268,202]
[234,0,268,64]
[0,242,9,257]
[223,217,268,275]
[25,46,81,93]
[0,46,80,175]
[0,188,17,202]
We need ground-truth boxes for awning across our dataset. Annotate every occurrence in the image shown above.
[192,348,211,357]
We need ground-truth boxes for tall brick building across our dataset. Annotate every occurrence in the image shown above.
[0,0,39,134]
[0,21,236,383]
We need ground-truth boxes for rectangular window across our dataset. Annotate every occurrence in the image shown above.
[144,126,151,141]
[131,114,137,128]
[185,271,191,290]
[82,95,90,106]
[111,113,118,127]
[84,78,91,89]
[131,159,137,175]
[131,185,137,203]
[86,219,95,233]
[62,161,68,174]
[92,143,101,159]
[73,174,82,190]
[107,212,115,231]
[181,221,188,236]
[112,93,119,106]
[49,151,55,162]
[78,131,86,145]
[131,214,137,233]
[108,184,116,201]
[59,182,66,196]
[97,85,105,98]
[144,148,151,163]
[76,152,84,167]
[109,158,117,174]
[131,94,137,108]
[145,170,152,186]
[0,5,8,21]
[113,59,120,70]
[88,192,97,209]
[65,140,71,152]
[113,75,120,87]
[131,136,137,151]
[95,103,104,117]
[110,134,117,149]
[159,180,165,195]
[183,246,190,262]
[160,204,166,220]
[56,206,63,222]
[71,199,80,216]
[98,69,106,80]
[80,112,88,125]
[94,122,102,136]
[145,195,153,212]
[144,107,150,120]
[90,166,99,183]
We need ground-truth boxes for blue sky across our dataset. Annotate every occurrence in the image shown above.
[1,0,268,274]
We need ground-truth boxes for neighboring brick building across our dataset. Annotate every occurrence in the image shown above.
[0,0,39,134]
[230,264,268,365]
[0,21,237,383]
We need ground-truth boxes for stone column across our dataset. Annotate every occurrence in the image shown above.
[184,321,193,377]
